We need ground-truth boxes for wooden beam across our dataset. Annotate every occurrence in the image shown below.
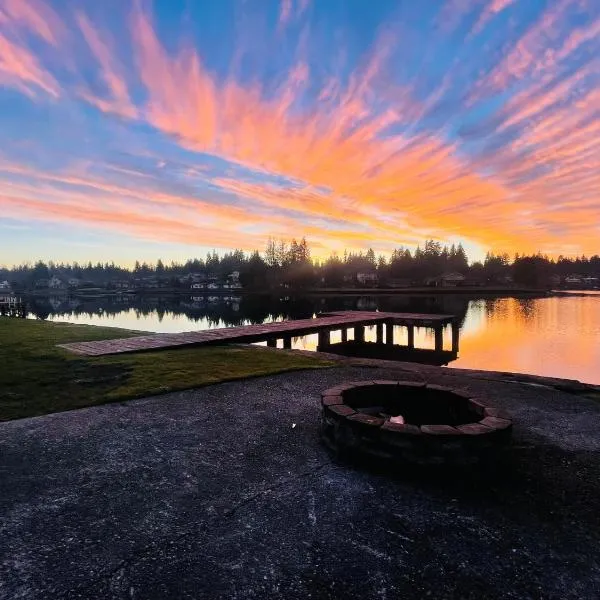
[407,325,415,349]
[451,321,460,354]
[385,323,394,345]
[434,327,444,352]
[354,325,365,343]
[318,330,330,348]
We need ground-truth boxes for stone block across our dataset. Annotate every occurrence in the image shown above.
[420,424,460,435]
[347,413,384,427]
[480,416,512,431]
[483,407,511,420]
[321,394,344,406]
[322,384,355,396]
[457,423,494,435]
[325,404,356,418]
[425,384,453,393]
[381,422,421,435]
[467,399,488,415]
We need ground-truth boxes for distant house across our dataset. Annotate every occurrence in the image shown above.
[426,272,466,287]
[191,282,206,290]
[207,282,220,290]
[48,276,66,289]
[356,272,378,286]
[35,278,49,289]
[112,280,131,290]
[67,278,81,288]
[228,271,240,283]
[180,272,208,285]
[223,278,242,290]
[564,274,583,286]
[0,280,11,291]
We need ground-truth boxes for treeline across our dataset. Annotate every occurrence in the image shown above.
[2,238,600,289]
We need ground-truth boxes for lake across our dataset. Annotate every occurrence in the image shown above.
[28,291,600,384]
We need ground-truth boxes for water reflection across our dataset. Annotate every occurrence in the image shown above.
[25,292,600,384]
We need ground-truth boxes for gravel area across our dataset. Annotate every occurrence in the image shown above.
[1,362,600,599]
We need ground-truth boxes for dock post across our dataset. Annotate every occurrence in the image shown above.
[318,330,330,348]
[267,338,277,348]
[376,322,384,344]
[407,325,415,349]
[385,323,394,345]
[355,325,365,343]
[434,326,444,352]
[341,328,348,343]
[283,337,292,350]
[451,321,460,354]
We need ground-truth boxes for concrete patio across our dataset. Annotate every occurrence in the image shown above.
[1,361,599,599]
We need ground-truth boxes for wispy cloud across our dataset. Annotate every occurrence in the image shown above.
[76,12,137,119]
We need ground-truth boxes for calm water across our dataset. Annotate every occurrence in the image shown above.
[30,292,600,384]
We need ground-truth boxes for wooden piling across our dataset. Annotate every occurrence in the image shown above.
[434,327,444,352]
[385,323,394,345]
[407,325,415,349]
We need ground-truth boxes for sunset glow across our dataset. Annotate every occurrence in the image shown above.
[0,0,598,265]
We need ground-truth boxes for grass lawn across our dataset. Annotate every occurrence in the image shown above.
[0,318,333,421]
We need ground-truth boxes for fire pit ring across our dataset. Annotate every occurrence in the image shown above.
[321,381,512,466]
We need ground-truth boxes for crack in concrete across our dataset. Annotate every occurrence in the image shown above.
[57,461,332,599]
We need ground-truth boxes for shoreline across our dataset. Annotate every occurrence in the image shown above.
[18,285,550,298]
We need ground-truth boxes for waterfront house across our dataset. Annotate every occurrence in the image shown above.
[426,272,466,287]
[356,272,379,286]
[0,280,11,291]
[48,276,66,290]
[67,278,82,288]
[564,274,583,286]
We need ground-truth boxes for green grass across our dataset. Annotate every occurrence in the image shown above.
[0,318,333,421]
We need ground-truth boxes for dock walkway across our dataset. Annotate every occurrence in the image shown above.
[59,310,456,356]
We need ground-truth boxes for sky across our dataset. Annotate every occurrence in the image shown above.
[0,0,598,267]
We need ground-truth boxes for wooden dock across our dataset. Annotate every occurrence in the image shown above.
[59,311,458,357]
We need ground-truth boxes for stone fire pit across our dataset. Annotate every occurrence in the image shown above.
[321,381,512,466]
